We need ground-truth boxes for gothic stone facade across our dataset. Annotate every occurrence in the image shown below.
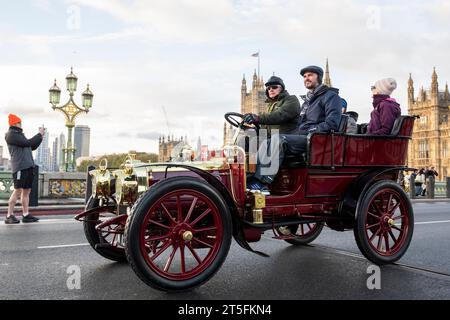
[407,68,450,180]
[158,135,187,162]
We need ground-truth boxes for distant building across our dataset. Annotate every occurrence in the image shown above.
[200,145,209,161]
[407,68,450,180]
[35,126,51,172]
[74,125,91,160]
[50,137,59,172]
[158,135,188,162]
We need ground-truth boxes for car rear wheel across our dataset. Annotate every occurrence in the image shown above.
[279,222,324,245]
[354,180,414,265]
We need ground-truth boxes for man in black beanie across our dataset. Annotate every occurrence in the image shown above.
[243,75,300,135]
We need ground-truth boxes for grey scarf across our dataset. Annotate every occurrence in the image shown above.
[305,84,324,102]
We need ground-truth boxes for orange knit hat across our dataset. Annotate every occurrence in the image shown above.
[8,114,22,126]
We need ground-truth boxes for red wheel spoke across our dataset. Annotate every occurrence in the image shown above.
[366,222,380,230]
[392,225,402,232]
[101,231,112,238]
[186,243,202,265]
[148,219,171,230]
[377,233,383,250]
[384,233,390,252]
[180,244,186,273]
[369,228,381,242]
[150,240,172,261]
[160,203,177,225]
[386,194,393,212]
[190,208,212,227]
[164,245,178,272]
[184,197,198,223]
[112,232,117,245]
[388,230,398,243]
[177,196,183,223]
[307,223,313,231]
[300,224,305,235]
[368,211,381,219]
[146,233,170,242]
[393,215,406,221]
[192,237,214,249]
[388,201,400,217]
[193,226,217,233]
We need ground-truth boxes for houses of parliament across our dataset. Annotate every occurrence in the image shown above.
[407,68,449,180]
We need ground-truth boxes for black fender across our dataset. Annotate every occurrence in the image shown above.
[141,164,269,257]
[340,166,414,219]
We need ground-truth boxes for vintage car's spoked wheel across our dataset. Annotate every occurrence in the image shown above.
[354,181,414,265]
[279,222,324,245]
[83,197,127,262]
[125,177,232,292]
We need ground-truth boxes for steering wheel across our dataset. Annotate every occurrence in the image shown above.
[224,112,259,130]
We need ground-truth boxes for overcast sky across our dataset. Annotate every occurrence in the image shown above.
[1,0,449,158]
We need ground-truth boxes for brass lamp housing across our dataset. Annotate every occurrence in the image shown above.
[113,155,139,206]
[89,159,112,198]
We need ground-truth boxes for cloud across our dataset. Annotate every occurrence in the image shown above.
[68,0,235,43]
[136,131,162,140]
[1,0,449,158]
[32,0,52,12]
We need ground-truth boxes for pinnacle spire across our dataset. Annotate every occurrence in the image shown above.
[324,58,332,87]
[432,67,438,85]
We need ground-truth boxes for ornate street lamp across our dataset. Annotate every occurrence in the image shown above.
[49,67,93,172]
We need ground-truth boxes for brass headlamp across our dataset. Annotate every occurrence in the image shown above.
[90,158,112,199]
[113,155,138,206]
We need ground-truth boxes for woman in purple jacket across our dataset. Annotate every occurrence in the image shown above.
[368,78,401,135]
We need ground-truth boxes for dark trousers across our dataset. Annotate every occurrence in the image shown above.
[254,134,308,184]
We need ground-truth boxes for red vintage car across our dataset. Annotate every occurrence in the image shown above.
[75,113,416,292]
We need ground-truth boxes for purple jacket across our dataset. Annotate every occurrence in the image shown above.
[367,95,401,135]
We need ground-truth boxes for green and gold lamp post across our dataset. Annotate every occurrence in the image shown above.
[49,67,93,172]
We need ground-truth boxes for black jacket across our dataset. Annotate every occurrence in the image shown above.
[299,86,342,133]
[5,126,43,173]
[259,90,300,135]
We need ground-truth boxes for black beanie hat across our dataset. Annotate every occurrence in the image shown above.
[265,76,286,91]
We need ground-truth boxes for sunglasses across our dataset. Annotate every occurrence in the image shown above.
[371,86,376,90]
[267,85,281,90]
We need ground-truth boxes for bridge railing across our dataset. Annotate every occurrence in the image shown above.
[407,175,450,199]
[0,170,86,200]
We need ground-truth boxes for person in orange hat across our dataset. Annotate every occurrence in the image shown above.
[4,114,45,224]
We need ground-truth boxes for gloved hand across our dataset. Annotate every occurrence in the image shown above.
[244,113,260,125]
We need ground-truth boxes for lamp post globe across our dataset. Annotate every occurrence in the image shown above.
[66,67,78,95]
[49,79,61,106]
[82,84,94,110]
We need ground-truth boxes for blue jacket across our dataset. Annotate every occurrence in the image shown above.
[299,86,342,133]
